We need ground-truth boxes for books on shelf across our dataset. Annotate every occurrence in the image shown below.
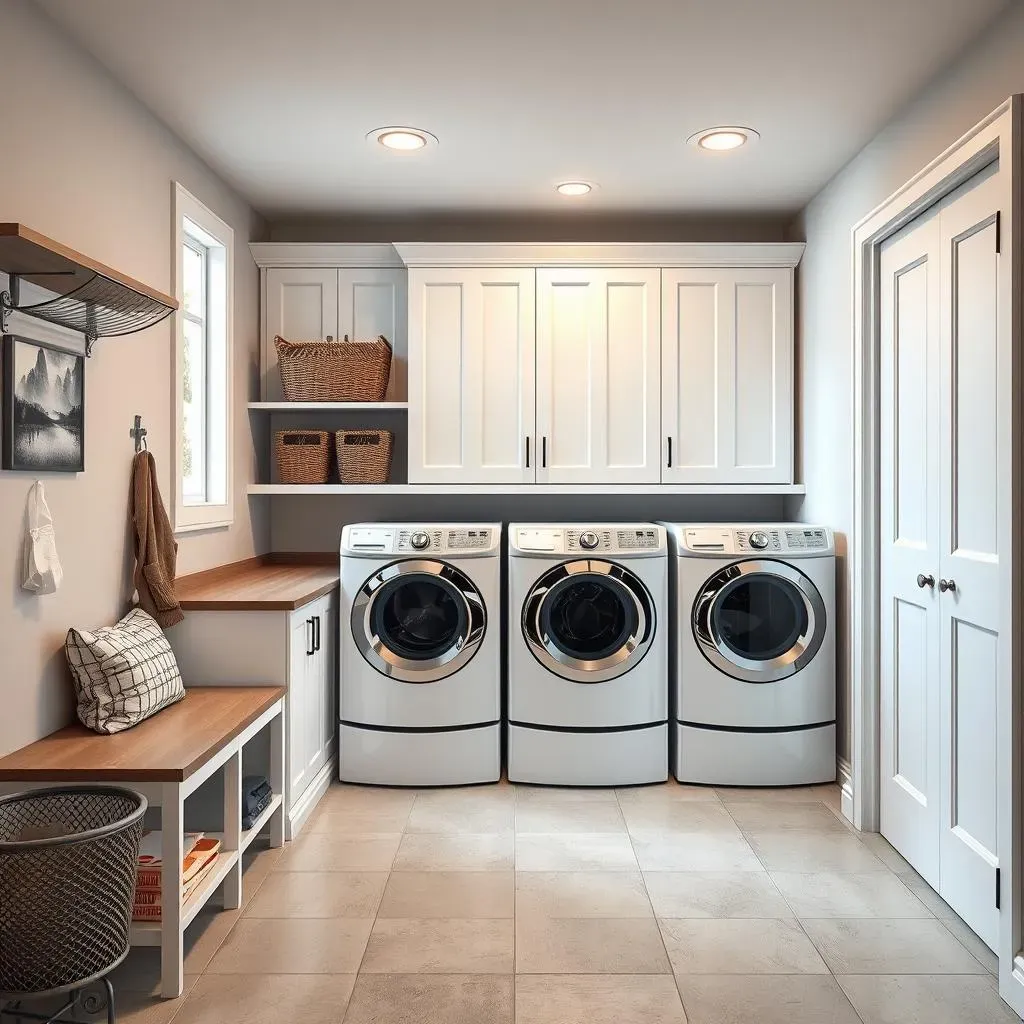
[132,833,222,921]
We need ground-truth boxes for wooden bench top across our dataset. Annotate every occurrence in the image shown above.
[0,686,286,783]
[176,559,338,611]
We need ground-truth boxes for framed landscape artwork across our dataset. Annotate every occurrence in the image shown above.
[2,334,85,472]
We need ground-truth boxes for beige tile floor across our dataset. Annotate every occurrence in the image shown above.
[48,780,1021,1024]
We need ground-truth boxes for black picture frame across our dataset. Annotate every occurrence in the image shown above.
[2,334,85,473]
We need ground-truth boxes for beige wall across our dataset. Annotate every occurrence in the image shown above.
[0,0,269,757]
[788,1,1024,762]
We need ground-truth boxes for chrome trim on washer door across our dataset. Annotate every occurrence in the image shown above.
[352,559,487,682]
[522,559,655,683]
[692,559,826,684]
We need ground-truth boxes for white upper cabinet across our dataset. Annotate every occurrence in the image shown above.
[337,269,408,401]
[408,268,536,484]
[263,268,339,400]
[661,267,794,484]
[536,268,661,484]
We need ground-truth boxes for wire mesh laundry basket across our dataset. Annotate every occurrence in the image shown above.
[0,786,147,1000]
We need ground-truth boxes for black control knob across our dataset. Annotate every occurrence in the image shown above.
[579,531,600,550]
[410,532,430,550]
[749,530,770,550]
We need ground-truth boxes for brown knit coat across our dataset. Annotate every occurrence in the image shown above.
[130,451,184,628]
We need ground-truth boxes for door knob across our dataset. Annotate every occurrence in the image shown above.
[916,573,935,589]
[939,578,957,593]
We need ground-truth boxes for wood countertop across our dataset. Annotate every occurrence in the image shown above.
[176,556,338,611]
[0,686,286,782]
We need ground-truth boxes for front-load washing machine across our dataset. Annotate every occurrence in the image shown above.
[508,523,668,786]
[339,523,501,786]
[664,523,836,786]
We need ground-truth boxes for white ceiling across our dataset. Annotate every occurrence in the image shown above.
[37,0,1009,219]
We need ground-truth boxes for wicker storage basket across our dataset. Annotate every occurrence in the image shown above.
[275,430,331,484]
[274,334,392,402]
[336,430,393,485]
[0,786,146,997]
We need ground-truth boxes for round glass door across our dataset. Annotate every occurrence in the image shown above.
[523,560,654,683]
[371,574,467,660]
[353,560,486,682]
[693,560,825,683]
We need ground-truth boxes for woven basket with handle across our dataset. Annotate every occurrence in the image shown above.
[275,430,331,484]
[274,335,392,402]
[336,430,393,485]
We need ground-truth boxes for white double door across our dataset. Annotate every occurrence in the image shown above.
[408,267,660,484]
[879,166,1002,950]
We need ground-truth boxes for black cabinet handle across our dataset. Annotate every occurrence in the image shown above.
[314,615,322,652]
[667,437,673,469]
[306,617,315,657]
[542,436,547,468]
[525,436,530,468]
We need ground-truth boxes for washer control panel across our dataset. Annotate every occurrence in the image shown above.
[677,524,833,557]
[342,524,499,556]
[513,525,665,556]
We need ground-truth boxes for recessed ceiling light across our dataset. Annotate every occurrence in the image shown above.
[368,126,438,151]
[556,181,594,196]
[687,126,759,151]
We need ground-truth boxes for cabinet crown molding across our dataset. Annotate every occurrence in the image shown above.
[394,242,805,267]
[250,241,805,269]
[250,242,404,268]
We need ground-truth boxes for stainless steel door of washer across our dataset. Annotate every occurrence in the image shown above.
[522,559,656,683]
[692,559,826,683]
[352,559,487,682]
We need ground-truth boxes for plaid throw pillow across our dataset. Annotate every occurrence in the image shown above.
[65,607,185,734]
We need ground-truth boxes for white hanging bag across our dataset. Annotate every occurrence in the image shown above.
[22,480,63,594]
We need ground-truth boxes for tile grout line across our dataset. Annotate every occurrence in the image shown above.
[339,793,413,1021]
[614,784,684,1012]
[722,797,875,1024]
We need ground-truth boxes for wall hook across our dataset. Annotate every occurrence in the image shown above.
[130,414,148,453]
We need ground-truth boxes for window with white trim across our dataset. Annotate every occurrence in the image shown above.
[173,183,233,531]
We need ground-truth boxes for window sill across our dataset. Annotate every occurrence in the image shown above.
[174,516,234,535]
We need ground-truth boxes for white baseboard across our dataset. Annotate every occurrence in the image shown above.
[837,757,854,825]
[287,758,335,841]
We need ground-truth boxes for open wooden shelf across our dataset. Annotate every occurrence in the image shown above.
[248,482,806,496]
[0,223,177,352]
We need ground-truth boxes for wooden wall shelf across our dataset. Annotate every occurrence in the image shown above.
[0,223,178,354]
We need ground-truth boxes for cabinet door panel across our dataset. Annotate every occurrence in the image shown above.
[288,611,312,803]
[662,268,792,483]
[879,212,943,888]
[409,268,535,483]
[338,269,407,401]
[734,280,779,468]
[664,279,719,471]
[537,268,660,484]
[937,172,1001,952]
[263,269,339,400]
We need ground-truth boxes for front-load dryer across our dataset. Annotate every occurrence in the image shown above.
[508,523,668,786]
[339,523,501,786]
[664,523,836,786]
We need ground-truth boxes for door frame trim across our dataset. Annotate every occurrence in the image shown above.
[850,95,1022,1010]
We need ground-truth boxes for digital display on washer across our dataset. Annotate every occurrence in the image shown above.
[448,529,491,550]
[615,529,659,550]
[784,529,827,550]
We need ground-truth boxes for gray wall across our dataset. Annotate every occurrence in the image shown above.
[270,495,789,554]
[0,0,269,757]
[787,0,1024,762]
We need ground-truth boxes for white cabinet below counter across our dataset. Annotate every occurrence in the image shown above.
[170,575,338,840]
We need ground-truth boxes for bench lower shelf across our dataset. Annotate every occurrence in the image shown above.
[129,794,283,945]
